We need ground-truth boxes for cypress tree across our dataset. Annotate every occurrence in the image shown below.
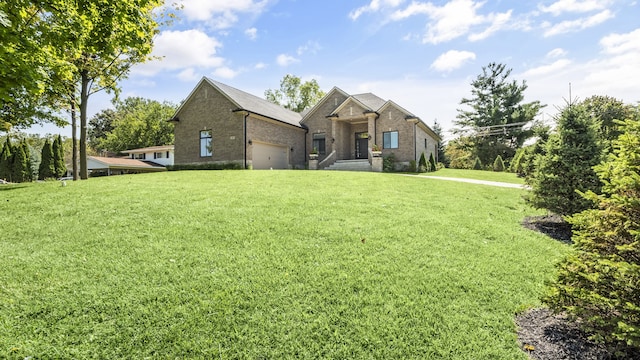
[473,157,483,170]
[493,155,505,172]
[53,135,67,177]
[0,138,12,181]
[38,139,56,180]
[21,140,33,182]
[418,152,428,172]
[429,153,437,172]
[11,143,30,183]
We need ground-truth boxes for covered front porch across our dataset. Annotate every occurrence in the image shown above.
[310,113,383,172]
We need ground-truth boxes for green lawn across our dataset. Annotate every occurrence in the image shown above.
[426,168,525,184]
[1,171,565,359]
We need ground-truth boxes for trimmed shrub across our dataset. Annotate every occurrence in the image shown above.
[544,118,640,354]
[11,143,30,183]
[472,157,483,170]
[383,153,396,172]
[418,152,427,173]
[492,155,505,172]
[53,135,67,178]
[429,153,436,172]
[167,162,243,171]
[0,138,12,181]
[38,139,56,180]
[408,160,416,173]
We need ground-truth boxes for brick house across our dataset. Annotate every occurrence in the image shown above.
[170,77,440,171]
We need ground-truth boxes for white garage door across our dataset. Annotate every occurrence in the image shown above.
[252,143,289,169]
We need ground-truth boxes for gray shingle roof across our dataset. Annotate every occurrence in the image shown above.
[351,93,387,112]
[206,78,302,127]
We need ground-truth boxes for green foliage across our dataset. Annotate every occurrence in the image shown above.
[578,95,635,150]
[472,157,483,170]
[38,139,56,180]
[418,152,427,173]
[408,160,416,173]
[526,104,602,216]
[429,153,437,172]
[265,74,325,112]
[53,135,66,177]
[93,97,176,153]
[544,118,640,354]
[0,137,12,181]
[167,162,242,171]
[88,109,116,150]
[454,63,545,166]
[433,120,447,166]
[10,140,30,182]
[445,136,474,169]
[493,155,505,172]
[383,153,396,172]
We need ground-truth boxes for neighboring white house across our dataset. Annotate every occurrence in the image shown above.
[121,145,174,167]
[87,145,174,176]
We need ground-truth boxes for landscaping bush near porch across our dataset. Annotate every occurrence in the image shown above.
[0,171,566,359]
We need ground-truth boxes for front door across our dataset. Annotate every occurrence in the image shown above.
[355,132,368,159]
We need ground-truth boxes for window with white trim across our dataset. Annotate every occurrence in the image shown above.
[200,130,212,157]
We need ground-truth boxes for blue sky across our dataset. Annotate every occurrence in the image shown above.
[30,0,640,139]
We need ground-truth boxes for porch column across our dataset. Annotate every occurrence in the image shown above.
[328,115,338,155]
[366,112,377,151]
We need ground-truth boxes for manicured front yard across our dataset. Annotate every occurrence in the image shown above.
[426,168,526,184]
[1,171,565,358]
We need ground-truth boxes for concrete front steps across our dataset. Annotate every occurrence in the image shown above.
[325,159,372,172]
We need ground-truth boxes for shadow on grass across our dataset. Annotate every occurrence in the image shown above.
[0,183,31,192]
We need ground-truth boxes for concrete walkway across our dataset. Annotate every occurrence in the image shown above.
[402,174,530,189]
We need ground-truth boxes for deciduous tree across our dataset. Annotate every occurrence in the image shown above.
[265,74,325,112]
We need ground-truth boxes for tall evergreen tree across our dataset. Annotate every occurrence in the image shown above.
[454,63,544,166]
[38,139,55,180]
[526,104,602,216]
[21,139,33,182]
[53,135,66,177]
[432,120,446,166]
[11,142,29,182]
[0,137,12,181]
[544,117,640,353]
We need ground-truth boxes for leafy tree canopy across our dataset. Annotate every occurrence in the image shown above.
[454,62,545,165]
[265,74,325,113]
[91,97,176,153]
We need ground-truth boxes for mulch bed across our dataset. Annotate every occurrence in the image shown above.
[517,215,622,359]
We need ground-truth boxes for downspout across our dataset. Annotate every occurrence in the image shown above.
[414,122,417,163]
[243,112,248,169]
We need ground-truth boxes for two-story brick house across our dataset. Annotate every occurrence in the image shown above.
[170,77,440,171]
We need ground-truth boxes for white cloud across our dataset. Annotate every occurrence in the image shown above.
[213,67,239,79]
[276,54,299,67]
[390,0,512,44]
[539,0,612,16]
[178,0,269,29]
[522,59,572,77]
[543,9,614,37]
[600,28,640,54]
[430,50,476,72]
[255,62,267,69]
[177,68,200,82]
[245,27,258,40]
[349,0,404,20]
[547,48,568,58]
[134,30,224,77]
[297,41,322,56]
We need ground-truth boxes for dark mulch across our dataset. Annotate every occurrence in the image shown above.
[516,308,612,360]
[522,214,573,244]
[517,215,639,359]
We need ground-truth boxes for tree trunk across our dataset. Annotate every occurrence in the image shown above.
[71,98,78,181]
[80,71,89,180]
